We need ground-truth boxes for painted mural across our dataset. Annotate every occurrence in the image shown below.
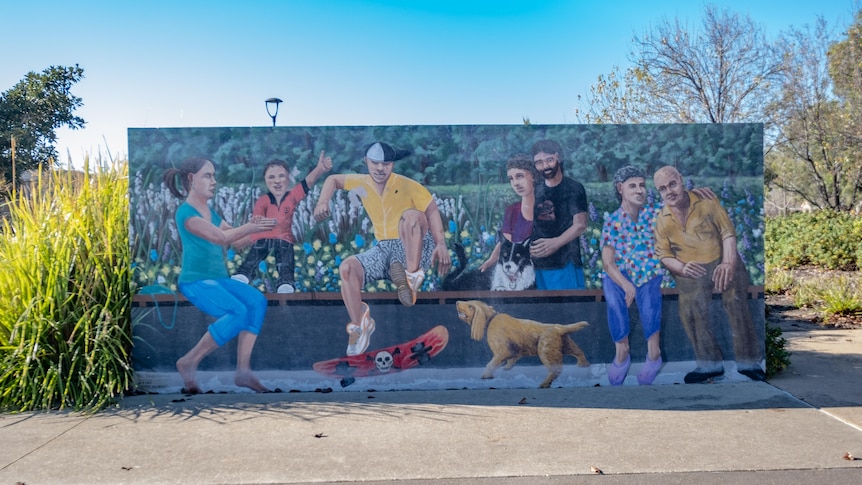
[129,124,765,393]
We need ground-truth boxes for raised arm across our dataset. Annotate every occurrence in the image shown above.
[303,150,333,188]
[313,174,346,221]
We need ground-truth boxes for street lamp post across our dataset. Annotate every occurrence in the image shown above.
[265,97,283,127]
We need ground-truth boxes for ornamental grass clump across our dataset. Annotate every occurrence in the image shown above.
[0,160,132,412]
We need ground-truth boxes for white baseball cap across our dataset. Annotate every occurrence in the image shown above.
[365,141,410,163]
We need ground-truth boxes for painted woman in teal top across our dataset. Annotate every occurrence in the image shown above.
[164,157,277,394]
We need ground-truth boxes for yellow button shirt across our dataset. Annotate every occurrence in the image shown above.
[654,191,736,264]
[343,173,433,241]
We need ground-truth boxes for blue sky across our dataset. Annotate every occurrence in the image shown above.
[2,0,857,165]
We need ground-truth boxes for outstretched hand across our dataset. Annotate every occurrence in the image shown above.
[246,215,276,232]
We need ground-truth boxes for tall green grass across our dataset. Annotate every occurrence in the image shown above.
[0,161,132,412]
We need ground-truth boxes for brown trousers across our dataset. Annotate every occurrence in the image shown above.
[673,257,763,367]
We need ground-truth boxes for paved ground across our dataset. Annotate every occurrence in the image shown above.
[1,316,860,485]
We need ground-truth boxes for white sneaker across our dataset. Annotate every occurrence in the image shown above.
[390,262,424,306]
[277,283,295,293]
[345,303,375,356]
[407,270,425,298]
[231,274,249,284]
[345,325,362,356]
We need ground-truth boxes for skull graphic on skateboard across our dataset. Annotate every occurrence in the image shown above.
[313,325,449,387]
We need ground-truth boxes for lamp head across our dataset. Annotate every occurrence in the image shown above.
[265,98,283,126]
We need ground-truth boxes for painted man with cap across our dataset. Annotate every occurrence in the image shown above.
[653,166,765,383]
[314,141,451,356]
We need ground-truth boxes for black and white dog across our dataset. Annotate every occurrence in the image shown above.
[442,237,535,291]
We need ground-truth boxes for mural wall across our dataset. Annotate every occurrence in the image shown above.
[129,124,765,393]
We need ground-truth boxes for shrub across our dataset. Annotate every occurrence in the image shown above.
[764,265,794,294]
[766,211,862,271]
[819,276,862,317]
[765,323,791,379]
[792,278,824,308]
[0,161,132,411]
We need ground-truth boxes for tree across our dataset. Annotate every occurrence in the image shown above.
[827,8,862,205]
[828,9,862,105]
[0,65,85,183]
[577,5,784,125]
[767,13,862,211]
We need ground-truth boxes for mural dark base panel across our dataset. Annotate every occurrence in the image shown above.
[132,294,765,393]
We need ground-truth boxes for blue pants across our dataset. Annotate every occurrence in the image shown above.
[535,262,585,290]
[179,278,267,346]
[603,273,662,342]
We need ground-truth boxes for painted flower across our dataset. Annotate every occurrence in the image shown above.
[588,202,599,222]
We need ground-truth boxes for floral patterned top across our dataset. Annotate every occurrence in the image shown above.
[600,203,664,287]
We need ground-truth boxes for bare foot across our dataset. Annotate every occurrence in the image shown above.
[235,370,270,393]
[176,357,203,394]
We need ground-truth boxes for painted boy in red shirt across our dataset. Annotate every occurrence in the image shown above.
[232,151,331,292]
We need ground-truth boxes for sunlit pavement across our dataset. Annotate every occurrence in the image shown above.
[1,323,860,485]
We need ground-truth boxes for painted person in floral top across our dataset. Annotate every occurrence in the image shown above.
[601,166,665,386]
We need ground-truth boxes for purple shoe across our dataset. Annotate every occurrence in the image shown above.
[637,356,663,385]
[607,355,631,386]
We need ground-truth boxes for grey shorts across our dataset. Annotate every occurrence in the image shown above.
[355,233,436,285]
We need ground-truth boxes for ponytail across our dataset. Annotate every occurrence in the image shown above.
[163,157,212,199]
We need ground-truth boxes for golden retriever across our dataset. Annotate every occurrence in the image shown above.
[455,300,590,388]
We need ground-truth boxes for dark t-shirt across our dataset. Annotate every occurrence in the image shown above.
[532,177,588,269]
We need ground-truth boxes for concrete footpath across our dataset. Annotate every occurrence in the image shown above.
[1,319,860,485]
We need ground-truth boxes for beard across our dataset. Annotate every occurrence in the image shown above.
[542,164,560,180]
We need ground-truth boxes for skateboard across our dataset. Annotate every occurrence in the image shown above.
[312,325,449,387]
